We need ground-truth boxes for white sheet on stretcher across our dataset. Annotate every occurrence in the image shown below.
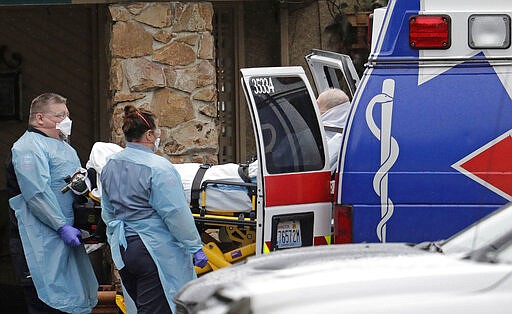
[86,142,257,213]
[173,162,257,213]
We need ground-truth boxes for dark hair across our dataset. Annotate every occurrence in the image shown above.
[122,105,157,141]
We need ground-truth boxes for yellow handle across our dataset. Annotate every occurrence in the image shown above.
[223,243,256,263]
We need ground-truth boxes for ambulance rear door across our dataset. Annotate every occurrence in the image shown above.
[240,67,332,254]
[304,49,361,189]
[305,49,360,97]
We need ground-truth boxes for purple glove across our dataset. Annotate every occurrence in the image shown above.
[193,248,208,268]
[58,224,81,247]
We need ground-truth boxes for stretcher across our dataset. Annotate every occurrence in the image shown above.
[180,164,259,274]
[189,178,258,275]
[70,142,260,275]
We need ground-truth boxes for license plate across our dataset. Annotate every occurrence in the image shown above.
[276,220,302,249]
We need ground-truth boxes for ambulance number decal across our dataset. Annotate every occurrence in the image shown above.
[251,77,275,94]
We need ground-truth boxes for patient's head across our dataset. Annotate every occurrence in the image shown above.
[317,88,350,115]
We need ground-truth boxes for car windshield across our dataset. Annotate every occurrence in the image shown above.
[440,203,512,255]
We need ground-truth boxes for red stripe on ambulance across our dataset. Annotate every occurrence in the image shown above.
[314,236,329,245]
[264,171,331,207]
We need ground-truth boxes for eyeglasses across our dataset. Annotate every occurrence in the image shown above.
[32,111,69,120]
[44,111,69,119]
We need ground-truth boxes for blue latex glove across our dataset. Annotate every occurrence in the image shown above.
[58,224,81,247]
[193,248,208,268]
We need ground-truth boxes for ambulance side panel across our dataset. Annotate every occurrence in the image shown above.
[336,0,512,243]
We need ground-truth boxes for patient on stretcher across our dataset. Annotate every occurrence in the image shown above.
[86,142,257,213]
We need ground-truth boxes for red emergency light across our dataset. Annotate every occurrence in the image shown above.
[409,15,451,49]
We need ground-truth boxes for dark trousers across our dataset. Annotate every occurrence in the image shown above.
[9,237,67,314]
[119,235,172,314]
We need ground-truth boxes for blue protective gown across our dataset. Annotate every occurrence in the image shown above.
[9,130,98,314]
[100,143,203,313]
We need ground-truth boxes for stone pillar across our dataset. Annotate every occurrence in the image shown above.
[108,2,218,164]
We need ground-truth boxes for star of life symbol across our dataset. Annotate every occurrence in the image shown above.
[452,130,512,201]
[366,79,399,243]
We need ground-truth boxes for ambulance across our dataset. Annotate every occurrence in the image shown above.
[240,0,512,253]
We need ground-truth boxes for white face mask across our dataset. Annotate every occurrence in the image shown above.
[153,137,160,153]
[56,117,72,136]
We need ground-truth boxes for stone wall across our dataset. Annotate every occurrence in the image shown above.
[108,2,218,164]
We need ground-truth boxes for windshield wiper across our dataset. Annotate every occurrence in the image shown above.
[415,241,444,253]
[431,241,444,253]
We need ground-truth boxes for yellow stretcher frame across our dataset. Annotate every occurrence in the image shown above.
[192,179,258,275]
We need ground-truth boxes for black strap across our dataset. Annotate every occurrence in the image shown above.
[237,164,251,183]
[87,167,98,190]
[324,126,344,134]
[190,164,212,209]
[238,163,257,199]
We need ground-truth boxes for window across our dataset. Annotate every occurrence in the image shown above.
[251,76,325,174]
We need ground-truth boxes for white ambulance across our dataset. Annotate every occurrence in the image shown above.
[239,0,512,253]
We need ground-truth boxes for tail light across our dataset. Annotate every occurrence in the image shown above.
[409,15,451,49]
[333,204,352,244]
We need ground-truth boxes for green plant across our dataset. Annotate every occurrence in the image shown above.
[325,0,388,53]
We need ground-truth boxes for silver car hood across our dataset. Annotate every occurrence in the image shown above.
[176,243,424,304]
[214,251,512,314]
